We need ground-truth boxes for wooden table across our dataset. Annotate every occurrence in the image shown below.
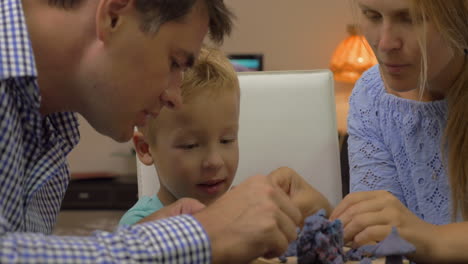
[251,256,407,264]
[53,210,125,236]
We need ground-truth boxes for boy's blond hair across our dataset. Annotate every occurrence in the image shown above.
[142,46,239,145]
[180,46,239,101]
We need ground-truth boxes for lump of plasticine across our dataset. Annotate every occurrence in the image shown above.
[359,227,416,264]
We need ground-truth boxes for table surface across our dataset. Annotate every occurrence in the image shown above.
[251,256,408,264]
[53,210,125,236]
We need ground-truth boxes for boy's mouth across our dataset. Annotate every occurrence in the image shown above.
[196,179,226,195]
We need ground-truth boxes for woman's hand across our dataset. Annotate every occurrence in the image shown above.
[330,190,437,262]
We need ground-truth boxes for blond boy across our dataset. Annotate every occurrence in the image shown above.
[120,47,240,225]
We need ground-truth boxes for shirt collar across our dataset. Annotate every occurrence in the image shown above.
[0,0,38,80]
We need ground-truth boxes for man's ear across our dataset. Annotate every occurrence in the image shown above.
[95,0,133,42]
[133,131,154,166]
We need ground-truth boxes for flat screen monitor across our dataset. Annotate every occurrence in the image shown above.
[228,54,263,72]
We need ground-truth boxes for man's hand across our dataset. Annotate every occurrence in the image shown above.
[137,198,205,224]
[269,167,332,221]
[194,174,302,264]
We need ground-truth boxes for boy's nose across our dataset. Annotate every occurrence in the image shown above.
[203,151,224,170]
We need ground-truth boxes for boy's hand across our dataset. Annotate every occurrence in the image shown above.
[194,174,302,264]
[137,198,205,224]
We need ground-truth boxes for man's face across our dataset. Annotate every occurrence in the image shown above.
[79,0,209,142]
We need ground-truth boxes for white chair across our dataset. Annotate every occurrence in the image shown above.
[136,70,342,206]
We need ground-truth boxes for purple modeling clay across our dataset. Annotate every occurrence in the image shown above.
[358,227,416,264]
[359,258,373,264]
[279,209,345,264]
[279,210,416,264]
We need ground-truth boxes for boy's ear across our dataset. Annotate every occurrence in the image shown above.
[95,0,134,42]
[133,131,154,166]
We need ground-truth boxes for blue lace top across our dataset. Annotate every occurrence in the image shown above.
[348,65,451,225]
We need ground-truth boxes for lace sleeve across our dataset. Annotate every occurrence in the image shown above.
[347,78,406,205]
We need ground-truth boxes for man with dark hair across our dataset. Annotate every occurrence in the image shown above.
[47,0,233,43]
[0,0,328,263]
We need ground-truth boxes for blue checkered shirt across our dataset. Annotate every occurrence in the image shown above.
[0,0,211,263]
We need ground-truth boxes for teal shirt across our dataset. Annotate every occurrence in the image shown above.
[119,195,164,226]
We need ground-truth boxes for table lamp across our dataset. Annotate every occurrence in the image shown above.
[330,24,378,83]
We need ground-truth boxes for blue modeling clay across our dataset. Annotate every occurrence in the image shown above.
[356,227,416,264]
[279,210,416,264]
[279,209,345,264]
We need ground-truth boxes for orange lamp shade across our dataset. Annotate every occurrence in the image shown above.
[330,25,378,83]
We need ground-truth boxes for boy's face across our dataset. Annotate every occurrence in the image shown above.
[151,89,240,205]
[79,0,209,142]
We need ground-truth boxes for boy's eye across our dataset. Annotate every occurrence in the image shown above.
[221,138,236,144]
[178,143,198,150]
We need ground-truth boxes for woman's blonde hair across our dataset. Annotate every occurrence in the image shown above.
[410,0,468,219]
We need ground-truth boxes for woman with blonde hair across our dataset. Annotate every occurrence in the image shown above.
[330,0,468,262]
